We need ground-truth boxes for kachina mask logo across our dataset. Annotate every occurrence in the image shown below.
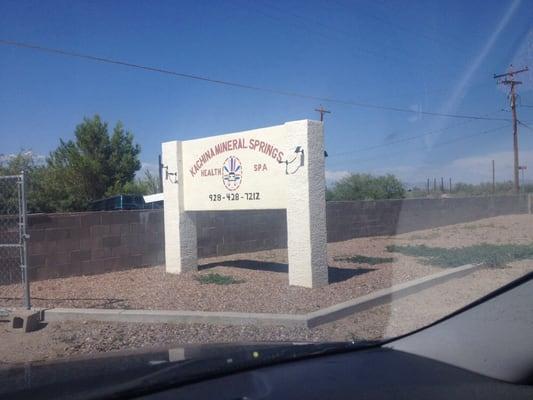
[222,156,242,190]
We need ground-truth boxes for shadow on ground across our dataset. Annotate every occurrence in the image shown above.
[31,322,48,332]
[334,255,395,265]
[0,320,48,332]
[199,259,374,284]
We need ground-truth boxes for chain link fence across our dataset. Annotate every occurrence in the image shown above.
[0,173,30,309]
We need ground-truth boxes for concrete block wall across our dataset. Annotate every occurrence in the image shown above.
[326,195,528,242]
[196,209,287,257]
[0,194,527,283]
[25,210,164,281]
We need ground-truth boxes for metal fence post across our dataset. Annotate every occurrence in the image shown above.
[20,171,31,310]
[0,173,29,306]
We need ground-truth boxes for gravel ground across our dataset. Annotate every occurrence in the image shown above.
[1,214,532,366]
[1,258,530,366]
[1,214,532,314]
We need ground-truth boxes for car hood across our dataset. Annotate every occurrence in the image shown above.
[0,340,371,399]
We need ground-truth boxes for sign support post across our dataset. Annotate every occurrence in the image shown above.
[286,120,328,288]
[162,140,198,274]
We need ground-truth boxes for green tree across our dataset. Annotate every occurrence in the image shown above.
[107,169,160,196]
[137,169,160,195]
[327,173,405,201]
[107,122,142,194]
[44,115,141,211]
[0,151,53,213]
[453,181,515,196]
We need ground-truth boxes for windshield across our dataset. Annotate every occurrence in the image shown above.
[0,0,532,377]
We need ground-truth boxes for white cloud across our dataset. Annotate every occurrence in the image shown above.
[137,161,160,178]
[448,150,533,182]
[0,151,46,165]
[360,150,533,185]
[325,170,350,184]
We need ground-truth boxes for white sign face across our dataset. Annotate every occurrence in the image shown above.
[182,124,288,211]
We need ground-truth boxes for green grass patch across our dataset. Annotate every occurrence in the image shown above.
[386,243,533,268]
[194,273,244,285]
[407,232,440,240]
[463,223,496,230]
[335,255,395,265]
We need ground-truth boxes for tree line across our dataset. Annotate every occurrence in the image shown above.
[326,173,405,201]
[406,181,533,198]
[0,115,158,213]
[327,174,533,201]
[3,115,528,213]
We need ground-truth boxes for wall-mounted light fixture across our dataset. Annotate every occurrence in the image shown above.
[162,165,178,184]
[295,146,305,168]
[278,146,305,174]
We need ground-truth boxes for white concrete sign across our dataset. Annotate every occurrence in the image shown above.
[182,125,288,210]
[162,120,328,288]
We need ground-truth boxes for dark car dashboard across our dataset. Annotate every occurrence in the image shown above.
[146,273,533,399]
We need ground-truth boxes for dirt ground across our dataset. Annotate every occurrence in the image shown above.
[1,259,530,365]
[2,214,532,314]
[1,214,532,365]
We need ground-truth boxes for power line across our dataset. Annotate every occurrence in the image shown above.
[329,0,469,55]
[328,110,505,158]
[329,122,467,158]
[518,120,533,131]
[328,115,488,158]
[247,0,493,102]
[259,1,426,61]
[0,38,511,123]
[328,124,507,167]
[366,81,492,105]
[327,124,509,167]
[242,0,468,82]
[236,0,394,63]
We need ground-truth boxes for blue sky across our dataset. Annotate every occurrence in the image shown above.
[1,0,532,184]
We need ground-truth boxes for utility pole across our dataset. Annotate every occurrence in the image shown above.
[492,159,495,194]
[519,165,527,190]
[314,105,331,122]
[158,154,163,192]
[494,65,529,193]
[449,178,452,193]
